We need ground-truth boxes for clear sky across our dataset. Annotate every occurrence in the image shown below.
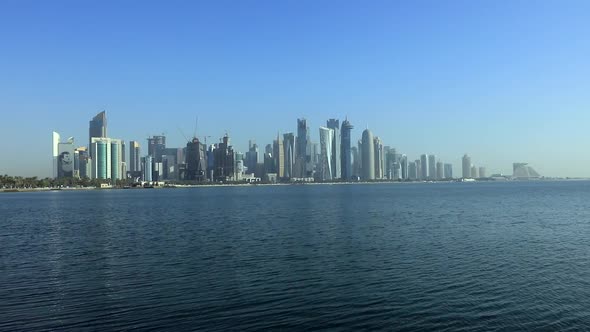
[1,0,590,178]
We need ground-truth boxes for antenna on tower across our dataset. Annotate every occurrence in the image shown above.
[193,116,199,139]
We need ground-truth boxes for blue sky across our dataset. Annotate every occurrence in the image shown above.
[1,0,590,177]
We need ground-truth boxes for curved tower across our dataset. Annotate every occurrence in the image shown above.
[361,129,375,180]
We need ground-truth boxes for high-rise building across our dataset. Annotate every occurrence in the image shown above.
[409,161,418,180]
[420,154,429,180]
[436,161,444,180]
[246,140,259,173]
[185,138,207,181]
[147,135,166,163]
[283,133,295,179]
[444,163,453,179]
[76,147,91,179]
[415,159,422,180]
[57,136,75,178]
[90,137,124,180]
[361,129,375,180]
[341,119,353,180]
[428,155,436,180]
[326,119,341,179]
[462,154,472,178]
[374,137,384,179]
[213,134,235,181]
[479,167,486,178]
[142,156,153,182]
[471,165,478,179]
[401,155,408,180]
[89,111,107,155]
[52,131,61,178]
[318,127,334,181]
[296,118,311,178]
[129,141,141,172]
[273,134,285,178]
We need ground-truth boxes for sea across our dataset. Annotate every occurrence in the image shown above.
[2,181,590,331]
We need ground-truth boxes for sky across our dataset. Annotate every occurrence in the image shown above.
[1,0,590,178]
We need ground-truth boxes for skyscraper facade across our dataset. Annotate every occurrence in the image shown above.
[185,138,207,181]
[361,129,375,180]
[471,165,478,178]
[436,161,444,180]
[52,131,60,178]
[147,135,166,163]
[340,119,353,180]
[283,133,295,179]
[462,154,472,178]
[479,167,486,178]
[401,154,408,180]
[213,134,235,181]
[428,155,436,180]
[409,161,418,180]
[374,137,384,179]
[273,134,285,178]
[90,137,124,180]
[296,118,310,178]
[420,154,428,180]
[326,119,341,179]
[89,111,107,154]
[318,127,334,181]
[129,141,141,172]
[444,163,453,179]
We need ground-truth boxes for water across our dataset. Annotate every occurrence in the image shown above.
[2,181,590,331]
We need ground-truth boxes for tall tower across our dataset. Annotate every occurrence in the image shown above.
[52,131,60,178]
[374,137,384,179]
[129,141,141,172]
[318,127,334,181]
[273,133,285,178]
[340,118,353,180]
[361,129,375,180]
[89,111,107,157]
[326,119,341,179]
[462,154,472,178]
[428,155,436,180]
[296,118,310,177]
[283,133,295,179]
[420,154,428,180]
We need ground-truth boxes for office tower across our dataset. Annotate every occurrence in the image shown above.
[462,154,472,178]
[213,134,235,181]
[357,140,363,176]
[428,155,436,180]
[361,129,375,180]
[374,137,384,179]
[420,154,428,180]
[185,138,207,181]
[296,118,310,177]
[90,137,124,180]
[52,132,60,178]
[401,155,408,180]
[147,135,166,163]
[444,163,453,179]
[246,140,259,173]
[479,167,486,178]
[89,111,107,154]
[436,161,444,180]
[263,149,275,176]
[471,165,478,178]
[207,144,215,181]
[129,141,141,172]
[409,161,418,180]
[283,133,295,179]
[351,146,360,179]
[57,136,75,178]
[341,119,353,180]
[76,147,91,179]
[415,159,422,180]
[318,127,334,181]
[273,134,285,178]
[142,156,153,182]
[327,119,341,179]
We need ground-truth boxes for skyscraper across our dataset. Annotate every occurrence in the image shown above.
[129,141,141,172]
[462,154,472,178]
[246,140,259,173]
[420,154,428,180]
[90,137,124,180]
[52,131,60,178]
[428,155,436,180]
[401,154,408,180]
[273,134,285,178]
[213,134,235,181]
[361,129,375,180]
[374,137,384,179]
[415,159,422,180]
[283,133,295,179]
[444,163,453,179]
[318,127,334,181]
[471,165,478,179]
[147,135,166,162]
[185,138,207,181]
[409,161,418,180]
[479,167,486,178]
[57,136,75,178]
[89,111,107,155]
[296,118,310,178]
[326,119,341,179]
[436,161,444,180]
[341,119,353,180]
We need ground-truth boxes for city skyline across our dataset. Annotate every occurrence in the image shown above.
[2,2,590,177]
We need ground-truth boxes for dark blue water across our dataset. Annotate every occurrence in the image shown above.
[2,181,590,331]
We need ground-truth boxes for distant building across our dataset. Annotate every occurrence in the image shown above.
[401,154,408,180]
[213,134,235,181]
[89,111,107,155]
[318,126,334,181]
[479,167,486,178]
[428,155,436,180]
[296,118,311,178]
[362,129,375,180]
[471,165,478,179]
[90,137,124,180]
[129,141,141,172]
[420,154,428,180]
[147,135,166,163]
[341,118,353,180]
[436,161,444,180]
[513,163,541,180]
[185,138,207,181]
[444,163,453,179]
[415,159,422,180]
[326,119,341,179]
[462,154,472,178]
[57,136,75,178]
[409,161,418,180]
[374,137,384,179]
[142,156,153,182]
[283,133,295,179]
[273,134,285,178]
[246,140,259,173]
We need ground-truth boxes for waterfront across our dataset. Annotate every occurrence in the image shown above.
[2,181,590,331]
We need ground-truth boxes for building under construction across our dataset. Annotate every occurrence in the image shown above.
[185,138,207,181]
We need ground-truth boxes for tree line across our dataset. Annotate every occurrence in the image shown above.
[0,175,132,189]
